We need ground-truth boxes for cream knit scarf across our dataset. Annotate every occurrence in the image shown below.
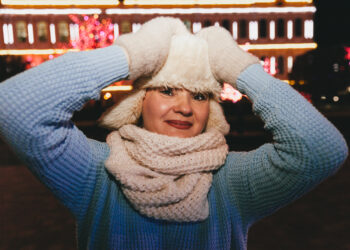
[105,124,228,222]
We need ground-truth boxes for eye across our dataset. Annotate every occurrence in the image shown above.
[192,92,209,101]
[159,87,174,96]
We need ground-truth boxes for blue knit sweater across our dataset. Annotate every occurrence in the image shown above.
[0,46,348,250]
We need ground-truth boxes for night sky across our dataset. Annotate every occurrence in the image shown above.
[314,0,350,46]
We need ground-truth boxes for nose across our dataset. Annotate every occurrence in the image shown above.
[173,93,193,117]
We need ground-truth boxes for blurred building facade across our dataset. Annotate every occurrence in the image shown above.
[0,0,316,82]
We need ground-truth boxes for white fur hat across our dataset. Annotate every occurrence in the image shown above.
[99,34,230,135]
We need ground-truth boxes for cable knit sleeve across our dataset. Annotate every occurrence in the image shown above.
[224,64,348,225]
[0,46,129,215]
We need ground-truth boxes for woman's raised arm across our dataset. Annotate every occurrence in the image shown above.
[0,46,129,214]
[198,26,348,225]
[0,17,190,216]
[229,64,347,223]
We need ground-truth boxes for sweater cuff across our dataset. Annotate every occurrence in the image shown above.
[236,63,276,102]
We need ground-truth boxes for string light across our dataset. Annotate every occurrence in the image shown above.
[3,24,9,44]
[102,86,133,91]
[241,42,317,50]
[28,23,34,44]
[304,19,314,39]
[50,23,56,44]
[2,0,312,4]
[232,21,238,40]
[221,83,243,103]
[0,8,102,15]
[1,0,118,5]
[269,20,275,40]
[249,21,258,40]
[0,43,317,55]
[284,0,313,3]
[106,7,316,15]
[287,20,293,39]
[103,92,112,100]
[0,49,79,55]
[287,56,293,72]
[123,0,277,5]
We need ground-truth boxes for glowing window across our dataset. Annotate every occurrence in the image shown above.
[121,21,131,34]
[37,21,48,42]
[3,24,14,44]
[16,21,27,43]
[287,20,293,39]
[3,24,9,44]
[58,21,69,42]
[69,23,79,42]
[304,20,313,39]
[28,23,34,44]
[114,23,119,38]
[8,24,14,44]
[50,23,56,44]
[269,20,275,40]
[232,21,238,40]
[192,22,202,33]
[249,21,258,40]
[270,56,276,75]
[287,56,293,72]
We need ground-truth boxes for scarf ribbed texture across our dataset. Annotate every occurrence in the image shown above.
[105,124,228,222]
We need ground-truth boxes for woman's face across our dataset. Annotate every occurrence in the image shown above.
[142,87,210,138]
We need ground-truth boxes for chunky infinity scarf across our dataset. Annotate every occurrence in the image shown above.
[105,124,228,222]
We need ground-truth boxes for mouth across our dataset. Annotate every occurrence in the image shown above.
[165,120,193,130]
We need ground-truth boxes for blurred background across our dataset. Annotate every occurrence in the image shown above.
[0,0,349,249]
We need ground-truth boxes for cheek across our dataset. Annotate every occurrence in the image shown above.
[143,100,168,120]
[142,94,171,128]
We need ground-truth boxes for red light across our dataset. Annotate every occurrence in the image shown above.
[221,83,243,103]
[345,47,350,60]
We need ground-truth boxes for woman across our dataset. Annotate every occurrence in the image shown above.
[0,17,348,249]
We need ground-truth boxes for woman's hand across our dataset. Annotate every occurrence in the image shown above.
[115,17,189,80]
[196,26,260,88]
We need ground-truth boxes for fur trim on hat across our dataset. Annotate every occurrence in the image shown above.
[99,34,230,135]
[99,89,146,129]
[208,100,230,135]
[138,34,222,100]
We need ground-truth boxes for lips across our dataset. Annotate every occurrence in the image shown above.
[165,120,193,129]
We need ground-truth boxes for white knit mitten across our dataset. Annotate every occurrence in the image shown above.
[115,17,189,80]
[196,26,260,88]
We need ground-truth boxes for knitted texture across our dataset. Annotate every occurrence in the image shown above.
[196,26,260,88]
[0,46,348,249]
[115,17,189,80]
[105,124,228,222]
